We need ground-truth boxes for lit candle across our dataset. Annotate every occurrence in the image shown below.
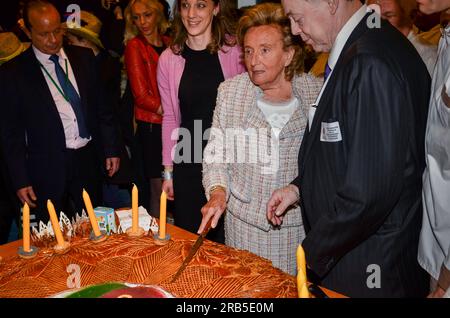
[82,189,101,237]
[296,244,309,298]
[47,200,65,247]
[132,184,138,232]
[22,202,31,252]
[159,190,167,239]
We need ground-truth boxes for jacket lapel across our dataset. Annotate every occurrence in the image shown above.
[299,14,370,176]
[21,47,65,137]
[243,86,272,134]
[279,76,309,139]
[22,48,57,108]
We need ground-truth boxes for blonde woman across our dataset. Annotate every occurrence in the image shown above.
[124,0,171,216]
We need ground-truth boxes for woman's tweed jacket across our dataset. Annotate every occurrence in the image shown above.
[202,72,322,274]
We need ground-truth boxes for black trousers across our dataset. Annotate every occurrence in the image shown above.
[173,164,224,244]
[135,121,163,179]
[0,192,18,244]
[31,143,102,225]
[0,153,20,244]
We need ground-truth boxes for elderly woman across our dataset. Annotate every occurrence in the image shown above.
[197,3,322,275]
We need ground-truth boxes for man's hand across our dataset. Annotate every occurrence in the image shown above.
[198,188,226,234]
[105,157,120,177]
[266,184,300,226]
[427,286,446,298]
[162,179,174,200]
[17,186,37,208]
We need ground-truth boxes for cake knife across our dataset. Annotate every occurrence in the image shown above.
[170,218,213,283]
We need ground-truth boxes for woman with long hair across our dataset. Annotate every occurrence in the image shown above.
[157,0,245,243]
[124,0,170,216]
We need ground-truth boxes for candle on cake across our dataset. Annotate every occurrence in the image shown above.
[17,201,39,258]
[159,190,167,240]
[132,184,138,232]
[82,189,101,236]
[126,184,144,238]
[296,244,309,298]
[82,189,106,242]
[47,199,70,253]
[22,202,31,252]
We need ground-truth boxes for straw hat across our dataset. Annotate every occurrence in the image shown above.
[64,11,104,49]
[0,32,28,65]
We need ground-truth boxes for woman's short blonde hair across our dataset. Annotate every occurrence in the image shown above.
[237,3,304,81]
[124,0,170,43]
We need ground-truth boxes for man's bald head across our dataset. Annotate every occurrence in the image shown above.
[23,0,61,32]
[23,0,64,55]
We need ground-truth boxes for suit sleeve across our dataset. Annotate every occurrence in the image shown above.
[0,66,30,191]
[302,55,416,276]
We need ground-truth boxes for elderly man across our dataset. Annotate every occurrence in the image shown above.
[0,0,120,224]
[416,0,450,299]
[268,0,430,297]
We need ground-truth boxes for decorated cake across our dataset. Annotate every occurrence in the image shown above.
[0,233,298,298]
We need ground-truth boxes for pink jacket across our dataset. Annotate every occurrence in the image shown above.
[157,45,245,166]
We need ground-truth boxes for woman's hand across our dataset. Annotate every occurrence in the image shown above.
[162,179,174,200]
[198,188,227,234]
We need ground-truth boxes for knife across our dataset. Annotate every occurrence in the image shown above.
[170,218,213,283]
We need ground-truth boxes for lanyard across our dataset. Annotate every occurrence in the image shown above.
[39,58,70,102]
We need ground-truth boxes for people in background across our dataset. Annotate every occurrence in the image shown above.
[0,31,28,243]
[198,3,322,275]
[124,0,170,216]
[367,0,437,74]
[0,0,120,224]
[157,0,245,242]
[416,0,450,299]
[65,10,132,209]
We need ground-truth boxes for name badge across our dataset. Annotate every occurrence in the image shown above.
[320,121,342,142]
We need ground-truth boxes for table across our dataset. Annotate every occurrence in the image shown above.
[0,223,344,298]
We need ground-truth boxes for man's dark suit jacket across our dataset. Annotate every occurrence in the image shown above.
[0,46,120,215]
[292,15,430,297]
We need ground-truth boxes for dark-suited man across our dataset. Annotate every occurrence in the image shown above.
[0,0,120,224]
[267,0,430,297]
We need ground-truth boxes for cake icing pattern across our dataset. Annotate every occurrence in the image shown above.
[0,234,297,298]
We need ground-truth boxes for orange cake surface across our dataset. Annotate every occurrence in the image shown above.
[0,234,297,298]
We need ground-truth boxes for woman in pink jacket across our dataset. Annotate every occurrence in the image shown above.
[157,0,245,242]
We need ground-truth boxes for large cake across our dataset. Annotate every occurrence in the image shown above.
[0,233,298,298]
